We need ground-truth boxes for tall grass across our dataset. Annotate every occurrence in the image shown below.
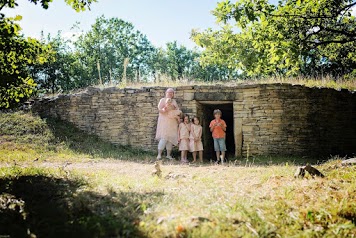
[99,75,356,90]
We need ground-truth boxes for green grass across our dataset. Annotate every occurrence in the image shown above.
[0,111,153,163]
[46,76,356,98]
[0,112,355,237]
[92,75,356,91]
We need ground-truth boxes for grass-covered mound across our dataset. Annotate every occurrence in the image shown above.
[0,111,150,163]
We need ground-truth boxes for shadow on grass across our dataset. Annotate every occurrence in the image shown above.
[245,155,323,166]
[219,155,325,166]
[0,171,162,237]
[45,117,155,160]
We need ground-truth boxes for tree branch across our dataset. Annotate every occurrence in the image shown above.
[0,3,6,11]
[321,27,356,38]
[259,1,356,20]
[338,2,356,14]
[308,38,356,45]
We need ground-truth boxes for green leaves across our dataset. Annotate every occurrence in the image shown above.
[0,0,98,109]
[64,0,97,12]
[192,0,356,78]
[0,16,49,109]
[13,15,22,21]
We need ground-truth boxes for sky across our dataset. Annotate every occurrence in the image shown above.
[5,0,352,49]
[3,0,224,49]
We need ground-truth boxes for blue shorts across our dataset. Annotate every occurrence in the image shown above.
[213,138,227,152]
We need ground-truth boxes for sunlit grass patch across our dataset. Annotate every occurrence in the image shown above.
[0,112,152,163]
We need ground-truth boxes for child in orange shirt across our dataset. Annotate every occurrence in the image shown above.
[209,109,227,165]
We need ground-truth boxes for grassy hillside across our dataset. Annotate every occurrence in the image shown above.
[0,112,355,237]
[0,111,151,163]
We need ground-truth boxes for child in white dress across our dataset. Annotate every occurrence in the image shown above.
[178,114,191,163]
[189,116,204,163]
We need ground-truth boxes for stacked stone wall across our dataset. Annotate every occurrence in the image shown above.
[33,84,356,157]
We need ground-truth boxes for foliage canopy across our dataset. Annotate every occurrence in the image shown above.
[192,0,356,78]
[0,0,96,108]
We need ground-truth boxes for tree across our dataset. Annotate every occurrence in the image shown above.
[0,0,97,109]
[0,16,52,108]
[192,0,356,78]
[30,32,82,94]
[73,16,156,85]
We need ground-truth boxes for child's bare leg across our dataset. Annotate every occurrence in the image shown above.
[181,151,185,161]
[167,150,172,158]
[221,151,226,165]
[184,151,188,161]
[216,151,220,162]
[192,151,197,162]
[198,151,203,163]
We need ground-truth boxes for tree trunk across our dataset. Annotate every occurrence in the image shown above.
[136,67,140,82]
[97,60,102,85]
[122,57,129,83]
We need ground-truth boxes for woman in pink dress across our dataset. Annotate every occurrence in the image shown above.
[155,88,180,159]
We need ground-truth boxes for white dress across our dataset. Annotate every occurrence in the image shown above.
[189,124,203,152]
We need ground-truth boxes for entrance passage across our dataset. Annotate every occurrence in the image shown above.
[198,102,235,160]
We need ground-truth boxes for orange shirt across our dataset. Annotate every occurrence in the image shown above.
[209,119,227,139]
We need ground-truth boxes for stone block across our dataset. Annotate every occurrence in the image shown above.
[183,92,195,101]
[194,92,235,101]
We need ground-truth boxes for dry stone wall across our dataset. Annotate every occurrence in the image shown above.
[33,84,356,158]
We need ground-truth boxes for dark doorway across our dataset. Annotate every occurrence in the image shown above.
[198,102,235,160]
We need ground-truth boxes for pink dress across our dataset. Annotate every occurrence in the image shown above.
[155,98,179,146]
[167,109,182,119]
[189,124,204,152]
[178,123,190,151]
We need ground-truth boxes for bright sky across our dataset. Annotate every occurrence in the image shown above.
[3,0,225,49]
[4,0,327,49]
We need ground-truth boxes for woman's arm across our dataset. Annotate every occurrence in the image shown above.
[158,98,166,113]
[172,99,179,110]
